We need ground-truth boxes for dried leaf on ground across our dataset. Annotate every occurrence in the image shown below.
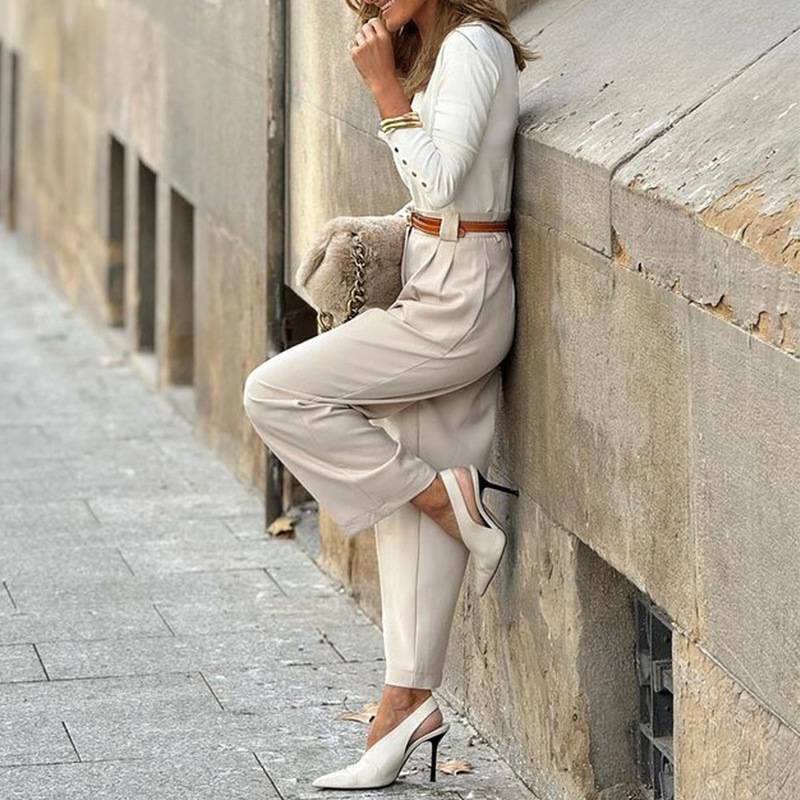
[437,758,474,775]
[335,701,379,724]
[266,514,298,537]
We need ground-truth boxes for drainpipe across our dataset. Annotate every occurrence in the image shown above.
[265,0,288,526]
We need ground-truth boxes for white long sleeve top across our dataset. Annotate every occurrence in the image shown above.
[378,20,520,220]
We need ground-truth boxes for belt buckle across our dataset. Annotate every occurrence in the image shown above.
[404,208,413,229]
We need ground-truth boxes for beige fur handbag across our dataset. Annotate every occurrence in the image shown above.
[296,214,409,332]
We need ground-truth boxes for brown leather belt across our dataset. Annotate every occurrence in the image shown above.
[408,211,510,238]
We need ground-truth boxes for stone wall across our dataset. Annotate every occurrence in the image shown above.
[0,0,272,489]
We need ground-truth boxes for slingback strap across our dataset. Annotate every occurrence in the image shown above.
[361,695,440,769]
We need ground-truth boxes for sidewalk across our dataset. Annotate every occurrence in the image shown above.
[0,229,538,800]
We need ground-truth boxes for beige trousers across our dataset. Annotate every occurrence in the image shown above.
[243,209,516,688]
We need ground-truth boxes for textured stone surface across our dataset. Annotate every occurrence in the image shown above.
[674,637,800,800]
[0,673,220,720]
[0,754,279,800]
[613,31,800,355]
[0,645,47,684]
[8,0,270,493]
[689,306,800,730]
[513,0,798,254]
[317,511,384,627]
[0,606,169,646]
[492,209,799,740]
[497,214,696,628]
[0,718,77,768]
[8,569,277,614]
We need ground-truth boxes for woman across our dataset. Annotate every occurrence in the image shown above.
[243,0,537,790]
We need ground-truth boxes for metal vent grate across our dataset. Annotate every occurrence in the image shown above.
[635,594,675,800]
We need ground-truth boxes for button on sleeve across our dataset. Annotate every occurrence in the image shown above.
[377,30,501,210]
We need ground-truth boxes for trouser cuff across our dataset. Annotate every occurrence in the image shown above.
[384,665,443,690]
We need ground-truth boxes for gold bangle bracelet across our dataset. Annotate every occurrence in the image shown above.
[380,119,421,130]
[380,111,419,121]
[380,117,422,132]
[380,121,423,132]
[379,111,421,129]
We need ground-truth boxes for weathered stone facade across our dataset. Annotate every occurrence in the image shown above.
[3,0,798,797]
[1,0,272,488]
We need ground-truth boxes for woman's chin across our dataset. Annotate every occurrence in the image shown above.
[379,7,409,32]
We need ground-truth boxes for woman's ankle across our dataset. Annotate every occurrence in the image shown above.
[410,473,449,515]
[381,684,431,708]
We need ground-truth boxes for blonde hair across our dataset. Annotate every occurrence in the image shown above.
[344,0,540,98]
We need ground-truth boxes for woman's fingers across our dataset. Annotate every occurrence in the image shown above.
[350,15,395,91]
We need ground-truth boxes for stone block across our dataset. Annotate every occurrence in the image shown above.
[288,1,376,130]
[498,214,696,628]
[0,644,46,683]
[151,594,380,648]
[317,511,383,627]
[0,672,219,720]
[202,661,385,715]
[105,3,166,170]
[0,499,98,536]
[59,0,106,113]
[194,65,267,253]
[58,697,353,763]
[200,0,270,80]
[689,305,800,729]
[0,753,278,800]
[0,604,168,646]
[0,543,132,584]
[0,717,76,767]
[265,558,348,599]
[194,216,268,489]
[162,36,201,202]
[117,535,312,575]
[513,0,798,252]
[674,636,800,799]
[8,568,275,614]
[36,628,344,681]
[613,32,800,355]
[18,0,61,84]
[0,441,197,503]
[0,424,70,463]
[86,490,264,525]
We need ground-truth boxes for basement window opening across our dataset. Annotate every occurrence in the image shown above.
[635,593,675,800]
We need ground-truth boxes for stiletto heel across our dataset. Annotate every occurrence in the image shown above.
[312,695,450,789]
[476,468,519,498]
[439,465,518,596]
[429,730,446,782]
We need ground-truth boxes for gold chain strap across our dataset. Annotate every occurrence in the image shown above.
[316,230,369,333]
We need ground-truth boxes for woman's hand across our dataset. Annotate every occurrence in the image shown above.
[350,16,397,95]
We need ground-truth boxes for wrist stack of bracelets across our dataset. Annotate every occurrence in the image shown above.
[378,110,423,133]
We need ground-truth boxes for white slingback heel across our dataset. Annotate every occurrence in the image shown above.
[312,694,450,790]
[439,465,519,596]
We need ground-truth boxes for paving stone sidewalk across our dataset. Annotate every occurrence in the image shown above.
[0,230,538,799]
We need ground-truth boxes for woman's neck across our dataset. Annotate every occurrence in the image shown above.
[412,0,437,43]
